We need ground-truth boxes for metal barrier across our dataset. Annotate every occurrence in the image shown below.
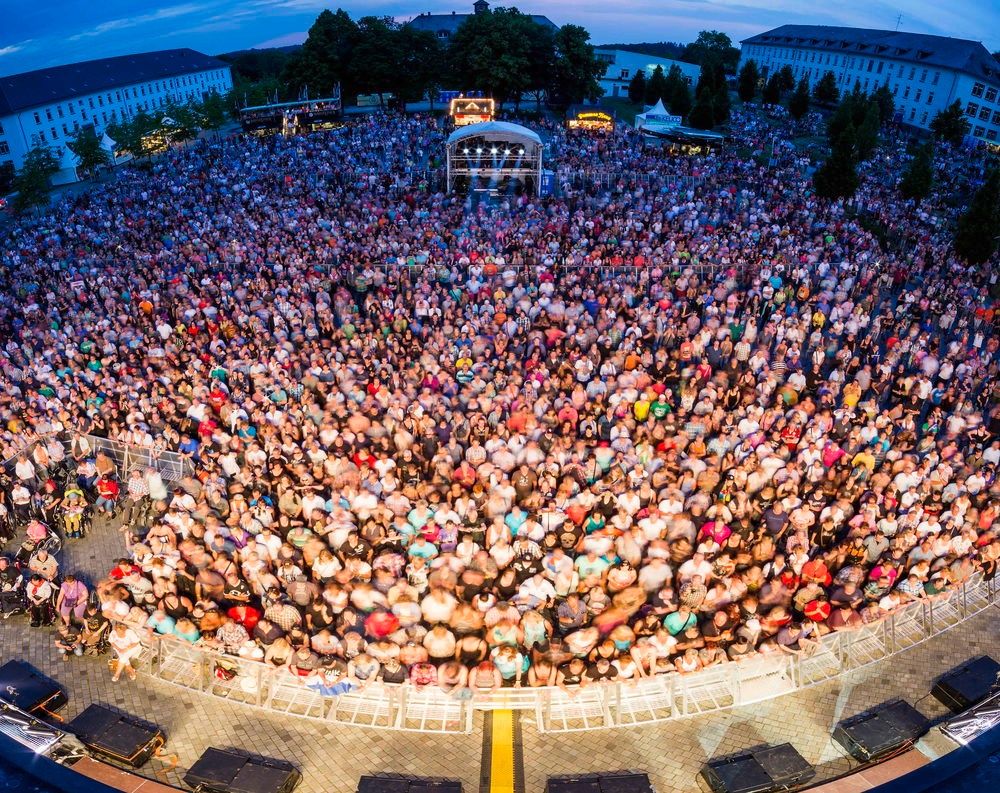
[120,573,996,734]
[79,435,193,483]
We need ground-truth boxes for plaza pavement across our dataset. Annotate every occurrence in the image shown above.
[1,512,996,793]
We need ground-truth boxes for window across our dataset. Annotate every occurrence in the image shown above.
[37,130,46,141]
[979,107,990,120]
[927,92,934,105]
[920,112,927,125]
[33,111,41,124]
[915,89,922,103]
[116,91,122,101]
[903,86,910,99]
[987,130,997,141]
[57,105,63,118]
[45,108,52,121]
[62,123,69,135]
[932,71,939,85]
[898,64,905,77]
[893,84,899,95]
[877,62,883,74]
[986,87,998,103]
[0,142,9,155]
[920,69,927,82]
[909,107,916,120]
[50,126,58,139]
[864,78,870,91]
[993,111,1000,125]
[97,95,103,107]
[909,67,915,79]
[974,126,985,136]
[69,103,75,115]
[971,82,985,97]
[966,102,978,116]
[88,97,94,108]
[0,120,4,134]
[867,59,874,72]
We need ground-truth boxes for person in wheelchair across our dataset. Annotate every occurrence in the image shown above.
[0,556,24,618]
[61,487,88,539]
[80,603,110,656]
[10,481,33,524]
[76,457,98,497]
[26,574,55,627]
[27,547,59,582]
[94,473,120,515]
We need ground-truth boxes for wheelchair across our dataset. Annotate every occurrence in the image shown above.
[0,578,26,619]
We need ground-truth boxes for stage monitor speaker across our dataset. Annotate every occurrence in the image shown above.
[595,773,654,793]
[832,700,929,761]
[184,748,301,793]
[0,660,67,716]
[546,778,603,793]
[931,656,1000,713]
[68,704,165,768]
[356,777,461,793]
[701,744,815,793]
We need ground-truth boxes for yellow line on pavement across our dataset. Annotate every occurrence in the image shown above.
[490,709,515,793]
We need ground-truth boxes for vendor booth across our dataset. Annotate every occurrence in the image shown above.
[450,96,495,126]
[566,106,614,132]
[446,121,543,195]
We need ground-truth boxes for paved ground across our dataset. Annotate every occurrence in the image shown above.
[1,512,996,793]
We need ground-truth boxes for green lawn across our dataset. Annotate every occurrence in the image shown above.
[599,97,644,126]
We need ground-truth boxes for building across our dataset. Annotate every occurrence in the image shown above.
[739,25,1000,144]
[0,48,232,184]
[594,49,700,101]
[407,1,558,42]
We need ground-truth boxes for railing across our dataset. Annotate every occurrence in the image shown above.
[78,435,193,484]
[121,573,997,734]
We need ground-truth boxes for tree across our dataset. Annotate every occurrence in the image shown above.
[107,111,157,159]
[549,24,604,106]
[954,168,1000,264]
[855,102,881,161]
[899,143,934,203]
[688,93,715,129]
[930,101,971,145]
[11,143,59,212]
[813,71,839,106]
[872,84,895,125]
[197,90,230,130]
[645,65,668,105]
[395,27,445,106]
[789,77,810,120]
[668,70,692,117]
[778,65,795,92]
[349,16,399,105]
[762,74,782,105]
[67,126,110,176]
[682,30,740,72]
[737,59,758,102]
[627,69,646,104]
[0,161,13,195]
[813,129,859,200]
[284,9,360,100]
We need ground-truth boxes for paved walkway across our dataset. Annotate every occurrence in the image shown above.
[1,514,996,793]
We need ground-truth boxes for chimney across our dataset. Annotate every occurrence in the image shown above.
[474,0,490,14]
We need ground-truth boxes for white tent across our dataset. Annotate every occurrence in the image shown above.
[634,99,681,133]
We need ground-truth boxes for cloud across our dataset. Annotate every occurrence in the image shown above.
[68,3,208,41]
[251,31,308,48]
[0,44,26,57]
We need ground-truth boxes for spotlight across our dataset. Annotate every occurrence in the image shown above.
[463,147,469,154]
[476,147,482,154]
[490,147,498,154]
[519,149,525,155]
[504,149,510,154]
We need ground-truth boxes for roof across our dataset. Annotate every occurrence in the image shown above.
[408,12,557,36]
[447,121,542,146]
[0,49,230,115]
[741,25,1000,82]
[594,49,701,81]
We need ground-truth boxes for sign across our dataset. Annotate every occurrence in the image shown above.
[451,97,495,126]
[644,113,681,124]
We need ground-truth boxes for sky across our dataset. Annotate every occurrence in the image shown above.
[2,0,998,75]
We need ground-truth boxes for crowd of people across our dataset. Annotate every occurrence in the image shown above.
[0,107,998,697]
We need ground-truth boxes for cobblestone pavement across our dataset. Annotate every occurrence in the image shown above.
[2,514,996,793]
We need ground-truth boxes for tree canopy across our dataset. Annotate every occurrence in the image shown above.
[737,60,758,103]
[67,126,110,175]
[682,30,740,72]
[789,77,810,120]
[812,71,839,106]
[549,25,605,106]
[954,168,1000,264]
[930,101,971,145]
[899,142,934,203]
[11,144,60,212]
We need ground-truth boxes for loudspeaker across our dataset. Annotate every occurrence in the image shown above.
[67,704,165,768]
[931,656,1000,712]
[184,748,301,793]
[701,744,815,793]
[832,700,929,761]
[0,660,67,715]
[357,778,461,793]
[545,773,655,793]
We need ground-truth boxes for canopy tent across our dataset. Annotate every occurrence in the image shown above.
[445,122,544,195]
[634,99,681,135]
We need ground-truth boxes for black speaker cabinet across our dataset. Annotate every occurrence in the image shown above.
[68,704,164,768]
[184,748,301,793]
[701,743,815,793]
[832,700,929,761]
[357,778,461,793]
[932,656,1000,712]
[0,660,67,716]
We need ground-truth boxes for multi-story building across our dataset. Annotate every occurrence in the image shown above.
[594,49,700,100]
[0,48,232,184]
[739,25,1000,144]
[407,1,557,42]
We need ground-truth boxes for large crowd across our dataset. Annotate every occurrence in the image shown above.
[0,107,998,695]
